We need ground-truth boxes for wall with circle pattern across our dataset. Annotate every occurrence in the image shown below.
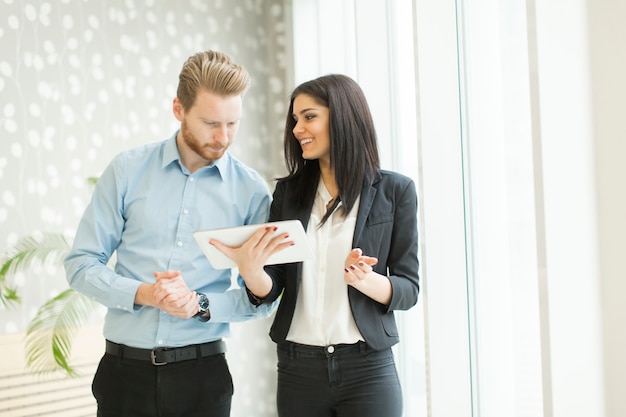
[0,1,289,415]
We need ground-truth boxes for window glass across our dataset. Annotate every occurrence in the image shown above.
[457,0,545,415]
[290,0,546,415]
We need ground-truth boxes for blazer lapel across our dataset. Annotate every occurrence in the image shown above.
[353,180,378,247]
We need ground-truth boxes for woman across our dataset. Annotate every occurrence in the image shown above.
[211,74,419,417]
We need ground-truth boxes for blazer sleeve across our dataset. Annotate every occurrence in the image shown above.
[385,175,420,312]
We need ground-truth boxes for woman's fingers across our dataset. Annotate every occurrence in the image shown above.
[343,248,379,286]
[344,248,378,269]
[209,225,293,266]
[361,256,378,266]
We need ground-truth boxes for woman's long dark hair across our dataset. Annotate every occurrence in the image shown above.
[279,74,380,225]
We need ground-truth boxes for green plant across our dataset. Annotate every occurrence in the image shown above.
[0,233,71,308]
[0,233,98,376]
[25,288,97,376]
[0,177,100,376]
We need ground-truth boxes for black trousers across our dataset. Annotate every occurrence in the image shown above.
[92,350,233,417]
[276,342,403,417]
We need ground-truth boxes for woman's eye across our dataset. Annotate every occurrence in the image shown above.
[305,114,315,120]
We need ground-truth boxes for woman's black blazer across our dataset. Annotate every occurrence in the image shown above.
[256,170,420,351]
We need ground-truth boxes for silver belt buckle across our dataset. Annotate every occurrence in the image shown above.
[151,348,167,365]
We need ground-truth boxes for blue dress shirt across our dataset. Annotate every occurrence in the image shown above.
[64,132,274,349]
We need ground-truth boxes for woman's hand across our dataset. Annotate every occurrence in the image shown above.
[343,248,392,305]
[343,248,378,286]
[209,225,292,297]
[210,225,293,273]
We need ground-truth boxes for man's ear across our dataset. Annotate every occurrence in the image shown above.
[173,97,184,121]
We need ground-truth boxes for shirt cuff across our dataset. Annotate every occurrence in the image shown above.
[245,286,266,306]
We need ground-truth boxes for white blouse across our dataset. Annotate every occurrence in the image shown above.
[286,179,364,346]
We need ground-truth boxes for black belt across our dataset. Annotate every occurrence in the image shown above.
[279,341,368,358]
[105,340,226,366]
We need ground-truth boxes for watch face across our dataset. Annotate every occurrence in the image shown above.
[198,293,209,312]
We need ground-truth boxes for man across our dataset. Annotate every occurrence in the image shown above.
[64,50,274,417]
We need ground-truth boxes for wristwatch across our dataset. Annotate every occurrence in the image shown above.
[194,292,210,322]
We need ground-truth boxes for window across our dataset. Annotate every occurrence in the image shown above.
[288,0,607,416]
[457,0,545,415]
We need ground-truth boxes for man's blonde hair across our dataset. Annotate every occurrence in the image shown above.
[176,50,251,110]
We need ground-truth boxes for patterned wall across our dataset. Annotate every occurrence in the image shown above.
[0,0,289,415]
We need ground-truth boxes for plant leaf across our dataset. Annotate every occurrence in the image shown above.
[0,233,71,307]
[24,288,97,376]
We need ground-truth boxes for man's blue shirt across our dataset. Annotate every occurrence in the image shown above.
[64,132,274,348]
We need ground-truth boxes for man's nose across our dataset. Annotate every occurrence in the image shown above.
[214,125,228,143]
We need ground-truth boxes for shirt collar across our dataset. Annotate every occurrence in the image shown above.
[316,178,332,204]
[162,132,181,169]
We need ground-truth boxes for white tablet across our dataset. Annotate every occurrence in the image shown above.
[193,220,314,270]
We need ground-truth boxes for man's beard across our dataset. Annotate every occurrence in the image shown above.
[181,120,228,162]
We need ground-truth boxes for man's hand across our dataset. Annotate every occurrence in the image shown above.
[152,270,190,304]
[151,270,198,319]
